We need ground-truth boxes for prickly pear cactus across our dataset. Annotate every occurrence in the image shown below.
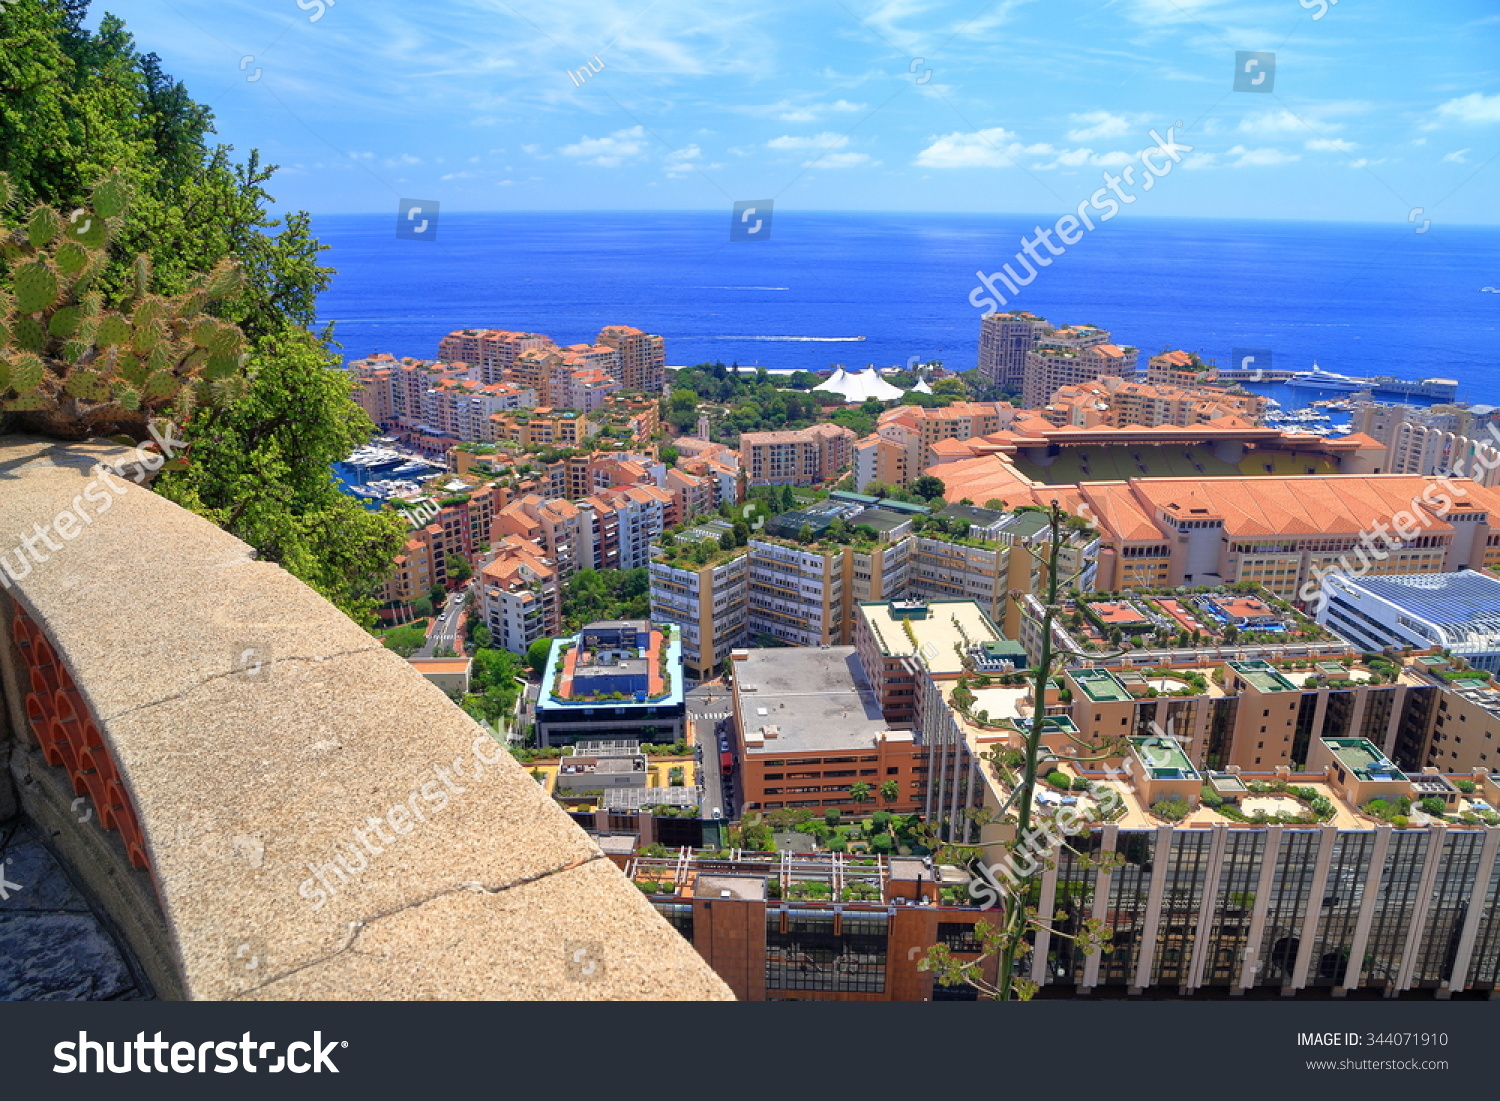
[0,170,250,441]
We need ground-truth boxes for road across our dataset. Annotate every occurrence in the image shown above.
[415,584,471,658]
[686,683,736,819]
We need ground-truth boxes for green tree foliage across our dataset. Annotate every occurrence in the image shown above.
[561,567,649,630]
[0,4,403,625]
[155,330,408,624]
[463,647,525,724]
[911,474,947,502]
[382,622,427,657]
[526,637,553,677]
[665,362,832,436]
[446,554,474,584]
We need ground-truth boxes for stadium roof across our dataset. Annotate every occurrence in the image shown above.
[1345,571,1500,646]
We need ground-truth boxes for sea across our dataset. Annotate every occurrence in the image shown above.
[310,211,1500,424]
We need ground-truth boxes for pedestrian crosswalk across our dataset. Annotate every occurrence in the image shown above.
[694,711,731,721]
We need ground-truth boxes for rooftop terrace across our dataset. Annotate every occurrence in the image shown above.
[1229,659,1300,693]
[1071,668,1133,703]
[734,646,902,754]
[1324,737,1406,783]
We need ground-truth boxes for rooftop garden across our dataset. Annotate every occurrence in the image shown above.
[1060,583,1335,652]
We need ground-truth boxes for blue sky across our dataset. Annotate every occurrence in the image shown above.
[91,0,1500,222]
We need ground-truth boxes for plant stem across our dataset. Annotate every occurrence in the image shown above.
[996,501,1064,1000]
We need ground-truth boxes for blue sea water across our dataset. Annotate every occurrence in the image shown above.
[310,211,1500,407]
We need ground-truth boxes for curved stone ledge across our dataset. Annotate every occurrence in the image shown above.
[0,437,731,1001]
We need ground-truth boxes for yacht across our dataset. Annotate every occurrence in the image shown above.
[1285,363,1368,392]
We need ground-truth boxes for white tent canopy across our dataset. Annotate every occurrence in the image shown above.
[812,366,907,403]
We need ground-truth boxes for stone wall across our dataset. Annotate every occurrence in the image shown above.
[0,436,730,1000]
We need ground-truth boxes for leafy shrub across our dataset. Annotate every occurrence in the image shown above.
[1454,779,1477,794]
[1419,796,1447,817]
[1390,815,1410,828]
[1045,770,1072,789]
[1200,787,1225,809]
[1151,797,1191,822]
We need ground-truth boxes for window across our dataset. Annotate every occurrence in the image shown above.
[936,923,984,954]
[887,767,899,775]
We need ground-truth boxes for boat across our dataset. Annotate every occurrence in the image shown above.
[1285,363,1367,392]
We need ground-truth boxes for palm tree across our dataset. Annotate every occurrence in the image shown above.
[879,780,899,804]
[850,781,873,804]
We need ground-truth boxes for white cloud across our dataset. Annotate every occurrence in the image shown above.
[1065,111,1138,142]
[664,144,710,176]
[383,153,421,167]
[1348,158,1389,169]
[1226,145,1300,167]
[440,171,475,180]
[766,132,850,150]
[1442,149,1471,163]
[1432,92,1500,126]
[1305,138,1358,153]
[1181,152,1217,170]
[741,98,867,122]
[914,128,1023,167]
[915,128,1136,170]
[559,125,649,167]
[806,152,877,169]
[1239,110,1342,137]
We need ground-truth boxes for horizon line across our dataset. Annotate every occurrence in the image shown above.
[296,209,1500,229]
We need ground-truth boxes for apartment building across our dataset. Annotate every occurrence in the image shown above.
[876,401,1022,470]
[976,310,1048,391]
[663,467,716,526]
[347,354,482,433]
[1022,325,1140,408]
[553,366,622,413]
[595,393,662,443]
[852,434,909,493]
[1141,349,1211,388]
[854,600,1006,725]
[621,849,1000,1001]
[741,423,856,487]
[652,497,1090,659]
[535,621,686,747]
[731,646,927,816]
[378,521,455,620]
[649,550,750,679]
[915,671,1500,998]
[598,324,667,395]
[421,380,536,441]
[438,329,552,384]
[479,535,561,655]
[493,494,594,577]
[437,324,667,404]
[489,408,597,449]
[1042,375,1265,430]
[592,483,671,570]
[1349,401,1500,488]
